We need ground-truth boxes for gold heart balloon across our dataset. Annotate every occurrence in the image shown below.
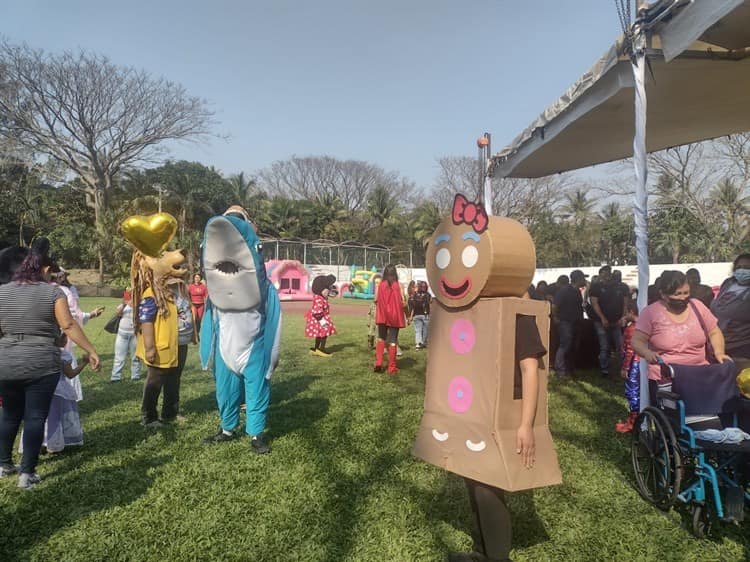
[121,213,178,257]
[738,368,750,399]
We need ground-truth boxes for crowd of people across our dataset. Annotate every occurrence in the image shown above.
[530,256,750,433]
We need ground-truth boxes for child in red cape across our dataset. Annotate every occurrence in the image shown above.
[374,264,406,374]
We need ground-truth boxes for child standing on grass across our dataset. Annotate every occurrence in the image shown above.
[367,299,377,350]
[408,281,431,349]
[305,275,338,357]
[45,333,88,452]
[615,300,641,433]
[373,265,406,374]
[20,333,88,455]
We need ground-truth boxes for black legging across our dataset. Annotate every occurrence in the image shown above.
[465,478,512,561]
[377,324,399,345]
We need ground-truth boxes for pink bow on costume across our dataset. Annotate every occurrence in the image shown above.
[452,194,489,234]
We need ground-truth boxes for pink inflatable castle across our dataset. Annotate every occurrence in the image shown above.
[266,260,313,301]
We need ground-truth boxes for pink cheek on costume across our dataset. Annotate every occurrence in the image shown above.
[448,376,474,413]
[450,319,475,354]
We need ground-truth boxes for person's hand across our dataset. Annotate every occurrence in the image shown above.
[643,350,661,364]
[87,352,101,371]
[145,347,157,364]
[516,424,535,469]
[715,352,732,364]
[620,368,628,379]
[90,306,105,318]
[601,317,610,328]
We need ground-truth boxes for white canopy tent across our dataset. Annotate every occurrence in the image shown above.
[494,4,750,178]
[491,0,750,406]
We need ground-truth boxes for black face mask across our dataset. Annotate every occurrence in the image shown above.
[667,298,688,313]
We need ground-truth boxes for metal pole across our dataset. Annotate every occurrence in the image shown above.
[275,241,279,260]
[631,13,650,410]
[364,247,367,269]
[303,242,307,267]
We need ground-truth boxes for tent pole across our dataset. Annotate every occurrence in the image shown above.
[632,15,650,410]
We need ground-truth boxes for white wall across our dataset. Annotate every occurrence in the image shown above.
[305,262,735,291]
[532,262,734,288]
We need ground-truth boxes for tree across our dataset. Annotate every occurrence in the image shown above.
[0,40,215,282]
[258,156,408,212]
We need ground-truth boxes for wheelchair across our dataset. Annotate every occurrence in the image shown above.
[630,362,750,537]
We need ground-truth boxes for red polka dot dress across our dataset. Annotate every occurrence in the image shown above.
[304,294,337,338]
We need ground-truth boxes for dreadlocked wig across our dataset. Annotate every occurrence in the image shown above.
[130,250,174,332]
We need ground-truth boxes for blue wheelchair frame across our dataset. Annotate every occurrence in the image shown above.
[656,390,750,520]
[634,386,750,537]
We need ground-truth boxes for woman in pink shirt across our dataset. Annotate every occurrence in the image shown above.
[631,270,730,403]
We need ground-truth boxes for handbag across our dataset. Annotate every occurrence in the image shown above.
[688,299,718,363]
[104,313,121,335]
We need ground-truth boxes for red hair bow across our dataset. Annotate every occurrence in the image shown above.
[452,193,489,234]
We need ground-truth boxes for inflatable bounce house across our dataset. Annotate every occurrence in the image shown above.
[266,259,313,301]
[343,265,381,299]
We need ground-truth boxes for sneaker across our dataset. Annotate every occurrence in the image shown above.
[202,430,236,444]
[131,377,141,381]
[109,379,121,383]
[17,472,41,490]
[0,464,18,477]
[309,348,317,356]
[142,420,164,429]
[373,365,384,373]
[314,349,331,357]
[250,434,270,455]
[163,415,187,425]
[615,412,638,434]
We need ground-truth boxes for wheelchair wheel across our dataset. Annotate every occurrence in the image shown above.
[691,503,711,538]
[631,407,683,510]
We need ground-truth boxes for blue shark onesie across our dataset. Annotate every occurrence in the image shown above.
[199,213,281,438]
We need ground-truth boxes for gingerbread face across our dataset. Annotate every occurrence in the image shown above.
[427,195,536,308]
[426,217,492,308]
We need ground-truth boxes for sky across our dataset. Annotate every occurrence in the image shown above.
[3,0,625,190]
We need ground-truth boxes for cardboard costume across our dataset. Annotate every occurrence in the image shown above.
[199,208,282,439]
[412,194,561,492]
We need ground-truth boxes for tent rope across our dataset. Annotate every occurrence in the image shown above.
[614,0,634,53]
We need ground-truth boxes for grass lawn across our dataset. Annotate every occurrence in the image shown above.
[1,297,749,561]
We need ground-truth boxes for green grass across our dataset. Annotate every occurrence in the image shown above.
[1,297,748,561]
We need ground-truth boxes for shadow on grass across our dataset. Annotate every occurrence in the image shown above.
[323,343,354,353]
[1,454,170,560]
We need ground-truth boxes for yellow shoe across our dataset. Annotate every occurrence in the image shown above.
[314,349,332,357]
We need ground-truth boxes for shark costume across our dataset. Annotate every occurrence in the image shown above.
[200,207,282,453]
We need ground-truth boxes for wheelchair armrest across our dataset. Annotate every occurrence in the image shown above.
[657,390,681,401]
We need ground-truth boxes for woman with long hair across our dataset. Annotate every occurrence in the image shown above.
[373,265,406,374]
[0,244,100,489]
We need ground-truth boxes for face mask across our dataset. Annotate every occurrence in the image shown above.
[666,298,688,313]
[735,269,750,285]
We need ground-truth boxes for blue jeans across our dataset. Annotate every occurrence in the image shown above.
[413,315,429,347]
[0,373,59,473]
[111,331,142,381]
[554,320,576,376]
[593,321,623,374]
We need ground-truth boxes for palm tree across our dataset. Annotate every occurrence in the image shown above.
[710,178,750,258]
[560,189,595,227]
[366,184,399,227]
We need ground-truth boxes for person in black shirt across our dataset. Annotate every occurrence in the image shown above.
[686,268,714,309]
[408,281,431,349]
[589,265,628,376]
[552,270,586,379]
